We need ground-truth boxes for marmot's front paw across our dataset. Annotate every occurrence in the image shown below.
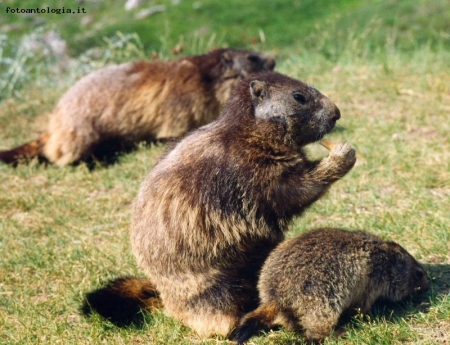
[329,142,356,171]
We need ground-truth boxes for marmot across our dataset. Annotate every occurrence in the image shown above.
[0,48,275,166]
[232,228,429,344]
[82,71,356,338]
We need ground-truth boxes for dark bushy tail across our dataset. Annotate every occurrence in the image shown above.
[81,277,162,327]
[0,132,48,166]
[231,303,279,344]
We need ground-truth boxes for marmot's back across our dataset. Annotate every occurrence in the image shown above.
[1,48,275,166]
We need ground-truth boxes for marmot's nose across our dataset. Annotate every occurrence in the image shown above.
[333,105,341,121]
[322,97,341,121]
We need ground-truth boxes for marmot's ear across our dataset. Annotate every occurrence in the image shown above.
[387,242,407,267]
[221,51,233,66]
[250,80,267,100]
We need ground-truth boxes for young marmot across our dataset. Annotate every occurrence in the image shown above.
[232,228,429,344]
[82,71,356,338]
[0,48,275,166]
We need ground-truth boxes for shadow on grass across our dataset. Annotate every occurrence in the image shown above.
[83,138,175,171]
[331,124,347,134]
[425,263,450,297]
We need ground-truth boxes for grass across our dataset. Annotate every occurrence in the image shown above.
[1,0,450,344]
[2,0,449,54]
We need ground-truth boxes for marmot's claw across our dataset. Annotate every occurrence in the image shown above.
[331,142,356,163]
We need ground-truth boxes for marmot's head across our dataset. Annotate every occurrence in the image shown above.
[384,242,429,301]
[220,49,276,79]
[222,72,340,147]
[202,48,275,82]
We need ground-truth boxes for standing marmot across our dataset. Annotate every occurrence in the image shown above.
[232,228,429,344]
[0,48,275,166]
[82,71,356,338]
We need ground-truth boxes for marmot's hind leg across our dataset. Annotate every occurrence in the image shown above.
[301,309,339,343]
[180,309,240,338]
[163,278,258,338]
[42,128,97,166]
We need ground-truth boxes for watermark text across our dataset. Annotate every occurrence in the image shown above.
[5,7,86,15]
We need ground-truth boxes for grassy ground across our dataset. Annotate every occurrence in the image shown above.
[1,0,449,344]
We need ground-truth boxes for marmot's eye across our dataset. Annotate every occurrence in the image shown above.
[293,93,307,104]
[247,55,260,63]
[415,268,424,280]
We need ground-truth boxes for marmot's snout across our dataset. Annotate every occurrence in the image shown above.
[415,267,430,293]
[332,104,341,121]
[321,98,341,132]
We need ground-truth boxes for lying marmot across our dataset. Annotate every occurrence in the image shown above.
[0,48,275,166]
[232,228,429,344]
[82,71,356,338]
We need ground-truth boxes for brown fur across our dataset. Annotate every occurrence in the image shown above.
[0,48,275,166]
[82,71,356,337]
[232,228,430,344]
[0,132,48,166]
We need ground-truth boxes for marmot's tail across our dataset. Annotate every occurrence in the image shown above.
[0,132,48,166]
[81,277,162,327]
[231,303,279,344]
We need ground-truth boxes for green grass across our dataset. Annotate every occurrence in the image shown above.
[2,0,449,54]
[1,0,450,344]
